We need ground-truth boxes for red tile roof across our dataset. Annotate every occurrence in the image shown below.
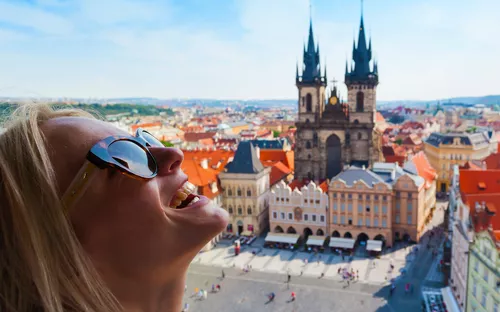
[459,169,500,195]
[410,152,437,185]
[259,150,294,171]
[268,161,292,186]
[376,112,386,123]
[484,153,500,170]
[183,132,216,142]
[130,121,162,132]
[287,179,328,193]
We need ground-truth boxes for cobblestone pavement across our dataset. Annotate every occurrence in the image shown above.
[185,202,448,312]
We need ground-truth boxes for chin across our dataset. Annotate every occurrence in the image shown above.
[166,196,229,251]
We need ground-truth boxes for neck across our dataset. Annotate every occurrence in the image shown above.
[104,266,187,312]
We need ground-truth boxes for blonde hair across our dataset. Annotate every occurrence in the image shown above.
[0,104,122,312]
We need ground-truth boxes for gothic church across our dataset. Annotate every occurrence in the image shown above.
[294,11,382,181]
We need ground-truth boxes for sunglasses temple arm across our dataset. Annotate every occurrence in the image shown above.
[61,160,99,211]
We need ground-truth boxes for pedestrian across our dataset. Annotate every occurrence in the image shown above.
[183,302,189,312]
[222,269,225,279]
[212,284,215,292]
[338,267,341,274]
[287,274,291,283]
[184,284,187,293]
[291,291,296,301]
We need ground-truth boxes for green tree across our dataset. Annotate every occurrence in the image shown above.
[161,141,174,147]
[272,130,281,138]
[395,138,403,145]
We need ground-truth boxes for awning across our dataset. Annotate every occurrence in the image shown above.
[366,240,383,252]
[306,235,326,246]
[265,233,300,244]
[441,287,461,312]
[329,237,355,249]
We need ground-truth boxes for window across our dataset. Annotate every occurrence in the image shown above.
[374,205,379,213]
[366,218,370,227]
[396,202,400,210]
[306,93,312,112]
[304,199,308,204]
[395,215,400,224]
[348,204,353,212]
[358,204,363,213]
[357,132,362,140]
[358,218,363,226]
[237,207,242,215]
[333,202,337,210]
[228,207,233,214]
[228,189,232,196]
[341,203,345,212]
[382,219,387,227]
[472,280,477,297]
[366,194,370,200]
[481,288,487,307]
[341,216,345,224]
[237,188,242,196]
[407,215,412,224]
[374,218,379,227]
[483,270,489,282]
[474,260,479,272]
[333,193,337,199]
[306,141,312,149]
[348,194,352,199]
[288,213,293,220]
[247,207,252,215]
[408,203,413,212]
[280,212,285,220]
[408,193,412,199]
[315,200,320,204]
[356,91,364,112]
[382,206,387,214]
[341,194,345,199]
[247,189,252,196]
[366,207,370,212]
[358,193,362,198]
[333,215,337,224]
[383,196,387,201]
[320,215,325,222]
[348,218,352,225]
[494,302,498,312]
[312,215,317,222]
[304,214,308,221]
[272,211,277,219]
[396,192,400,198]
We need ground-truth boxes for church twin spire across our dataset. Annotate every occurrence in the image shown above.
[345,6,379,85]
[297,1,378,87]
[296,18,326,85]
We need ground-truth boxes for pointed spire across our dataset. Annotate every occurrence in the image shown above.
[296,61,300,81]
[345,60,349,75]
[324,66,328,83]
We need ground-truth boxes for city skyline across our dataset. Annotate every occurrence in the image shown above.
[0,0,499,101]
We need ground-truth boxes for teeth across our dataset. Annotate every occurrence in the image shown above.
[187,196,200,206]
[169,181,197,208]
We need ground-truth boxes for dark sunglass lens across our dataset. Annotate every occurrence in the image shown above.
[141,131,164,147]
[108,141,156,176]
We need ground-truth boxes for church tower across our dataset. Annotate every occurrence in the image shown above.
[345,10,380,167]
[296,18,327,124]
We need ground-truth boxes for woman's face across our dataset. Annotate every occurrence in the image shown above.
[42,117,228,283]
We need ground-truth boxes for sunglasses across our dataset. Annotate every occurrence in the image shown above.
[61,128,165,210]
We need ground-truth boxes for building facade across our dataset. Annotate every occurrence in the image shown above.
[424,132,495,193]
[328,162,428,246]
[467,231,500,312]
[219,142,272,236]
[269,180,329,239]
[294,14,382,181]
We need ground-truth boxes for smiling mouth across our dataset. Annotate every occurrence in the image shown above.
[169,181,200,209]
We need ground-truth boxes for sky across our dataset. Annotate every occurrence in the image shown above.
[0,0,499,101]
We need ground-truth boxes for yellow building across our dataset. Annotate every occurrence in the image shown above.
[424,132,496,193]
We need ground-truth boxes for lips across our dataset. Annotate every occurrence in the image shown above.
[169,181,200,209]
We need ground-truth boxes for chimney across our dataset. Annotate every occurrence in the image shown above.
[200,158,208,169]
[391,169,396,181]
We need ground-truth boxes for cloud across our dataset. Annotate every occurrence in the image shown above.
[0,1,73,35]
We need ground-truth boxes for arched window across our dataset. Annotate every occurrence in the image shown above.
[228,188,232,196]
[313,132,318,147]
[356,91,364,112]
[306,141,311,149]
[228,206,233,214]
[357,132,362,140]
[305,119,310,124]
[308,154,311,160]
[306,93,312,112]
[237,188,242,196]
[247,206,252,215]
[247,188,252,196]
[237,206,242,215]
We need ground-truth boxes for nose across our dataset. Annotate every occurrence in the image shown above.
[151,147,184,175]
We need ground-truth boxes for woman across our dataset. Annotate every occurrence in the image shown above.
[0,104,228,312]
